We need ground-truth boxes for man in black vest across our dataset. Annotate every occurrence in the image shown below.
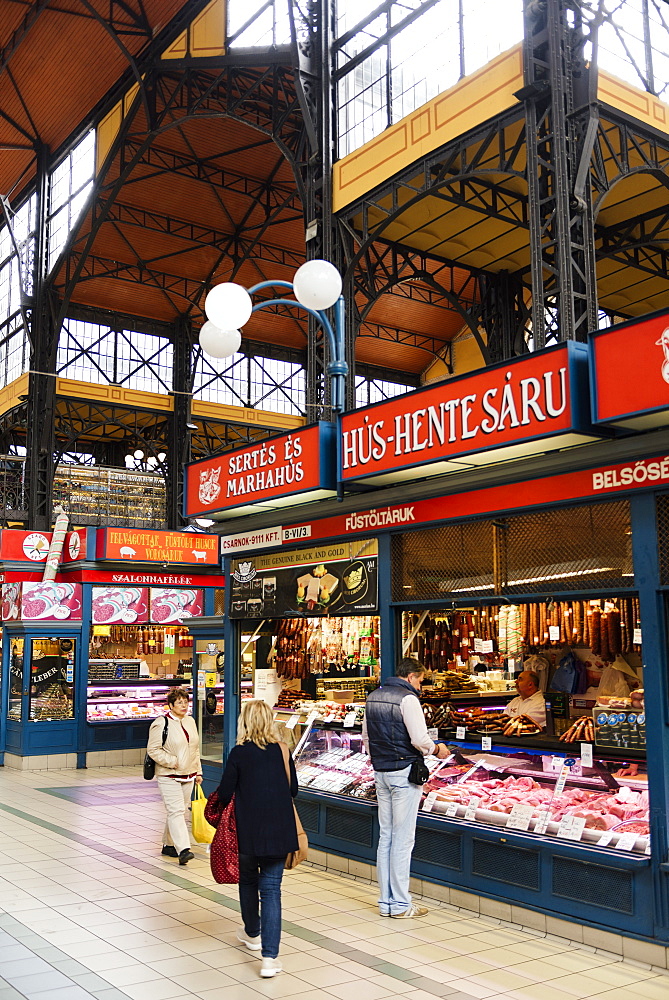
[362,657,449,918]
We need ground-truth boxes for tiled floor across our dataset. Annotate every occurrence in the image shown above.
[0,766,666,1000]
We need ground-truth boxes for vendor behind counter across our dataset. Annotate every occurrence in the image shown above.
[503,671,546,729]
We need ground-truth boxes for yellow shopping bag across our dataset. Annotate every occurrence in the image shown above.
[191,785,216,844]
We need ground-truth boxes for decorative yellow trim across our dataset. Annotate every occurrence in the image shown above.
[161,0,226,59]
[0,373,29,418]
[598,69,669,135]
[333,45,524,212]
[191,398,304,430]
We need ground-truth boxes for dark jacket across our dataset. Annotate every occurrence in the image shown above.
[217,741,298,857]
[365,676,421,772]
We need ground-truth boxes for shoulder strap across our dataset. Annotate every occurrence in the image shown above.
[278,741,291,786]
[162,716,169,745]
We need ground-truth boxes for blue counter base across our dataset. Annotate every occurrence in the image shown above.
[296,789,660,944]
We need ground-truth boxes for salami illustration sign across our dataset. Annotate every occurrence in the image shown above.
[20,582,83,621]
[150,588,204,623]
[92,586,149,624]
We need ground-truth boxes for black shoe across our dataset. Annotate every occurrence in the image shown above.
[161,845,178,858]
[179,849,195,865]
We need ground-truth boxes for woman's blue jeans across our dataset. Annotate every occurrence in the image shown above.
[238,854,285,958]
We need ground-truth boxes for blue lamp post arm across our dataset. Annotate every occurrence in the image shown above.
[249,292,347,415]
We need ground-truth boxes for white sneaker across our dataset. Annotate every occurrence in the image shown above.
[390,904,428,918]
[236,927,261,951]
[260,957,282,978]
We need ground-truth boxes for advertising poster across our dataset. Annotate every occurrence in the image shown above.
[2,582,22,621]
[229,540,378,619]
[91,586,149,624]
[150,588,204,623]
[20,582,83,621]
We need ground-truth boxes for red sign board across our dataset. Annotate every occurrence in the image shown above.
[97,529,219,566]
[282,452,669,545]
[184,423,335,519]
[591,309,669,429]
[341,344,593,483]
[0,529,87,564]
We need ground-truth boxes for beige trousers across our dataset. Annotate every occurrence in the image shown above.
[157,776,194,853]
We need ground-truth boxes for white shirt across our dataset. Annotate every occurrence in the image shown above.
[504,691,546,728]
[362,692,436,758]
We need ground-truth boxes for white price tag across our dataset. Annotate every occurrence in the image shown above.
[556,815,586,841]
[427,727,438,739]
[473,638,483,653]
[343,712,357,728]
[285,713,300,730]
[549,625,560,641]
[580,743,593,768]
[615,832,638,852]
[456,726,466,740]
[482,640,493,653]
[597,831,614,848]
[464,796,480,821]
[506,804,533,831]
[482,736,492,752]
[633,628,642,644]
[445,802,459,817]
[554,762,572,796]
[534,810,551,835]
[645,843,651,855]
[498,628,507,640]
[324,713,336,723]
[422,791,438,813]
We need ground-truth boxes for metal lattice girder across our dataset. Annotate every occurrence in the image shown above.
[190,420,275,460]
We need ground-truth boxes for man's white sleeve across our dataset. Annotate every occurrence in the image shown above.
[361,713,369,756]
[401,695,436,756]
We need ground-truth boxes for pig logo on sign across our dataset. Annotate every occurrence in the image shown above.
[656,327,669,384]
[119,546,136,558]
[198,466,221,505]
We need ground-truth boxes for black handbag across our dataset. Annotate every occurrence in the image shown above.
[143,716,169,780]
[408,758,430,785]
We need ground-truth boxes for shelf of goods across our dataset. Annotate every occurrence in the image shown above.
[86,678,188,722]
[272,616,379,681]
[54,465,165,526]
[293,722,649,856]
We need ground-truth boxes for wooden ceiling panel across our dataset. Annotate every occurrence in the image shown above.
[0,0,192,197]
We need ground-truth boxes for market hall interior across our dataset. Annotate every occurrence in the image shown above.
[0,763,667,1000]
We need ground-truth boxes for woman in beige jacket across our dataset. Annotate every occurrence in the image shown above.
[147,686,202,865]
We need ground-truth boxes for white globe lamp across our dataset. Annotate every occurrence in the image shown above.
[199,321,242,359]
[205,282,253,329]
[293,260,342,311]
[133,449,144,460]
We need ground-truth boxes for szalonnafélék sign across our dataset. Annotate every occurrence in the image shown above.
[341,343,595,485]
[184,422,335,519]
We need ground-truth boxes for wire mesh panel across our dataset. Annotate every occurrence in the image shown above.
[503,502,632,595]
[658,495,669,585]
[392,501,632,600]
[392,519,495,601]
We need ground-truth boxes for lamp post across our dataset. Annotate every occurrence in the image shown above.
[200,260,348,415]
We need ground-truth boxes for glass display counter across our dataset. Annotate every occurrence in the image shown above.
[293,723,650,854]
[86,678,186,721]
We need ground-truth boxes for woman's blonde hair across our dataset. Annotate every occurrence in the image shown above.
[236,699,280,748]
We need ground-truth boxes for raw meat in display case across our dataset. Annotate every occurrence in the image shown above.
[420,747,650,854]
